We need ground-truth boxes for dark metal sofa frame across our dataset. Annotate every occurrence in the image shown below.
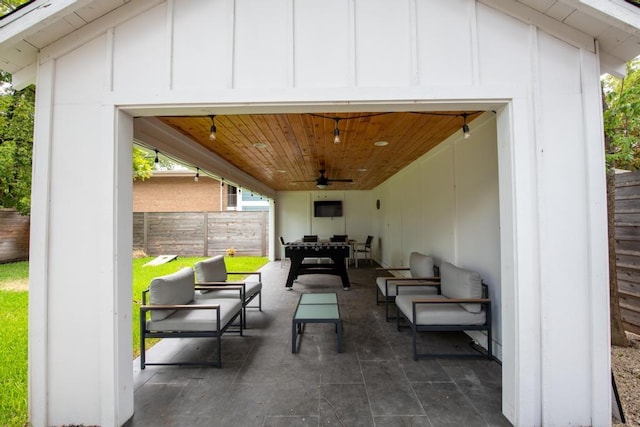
[375,265,440,322]
[396,283,492,360]
[140,285,243,369]
[197,271,262,328]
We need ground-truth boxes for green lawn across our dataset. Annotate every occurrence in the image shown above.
[0,255,268,427]
[0,289,28,427]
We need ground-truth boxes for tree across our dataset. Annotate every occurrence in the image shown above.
[133,147,153,181]
[601,60,640,347]
[0,71,34,215]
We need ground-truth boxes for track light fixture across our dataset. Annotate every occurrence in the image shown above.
[333,118,341,144]
[154,149,159,164]
[209,115,217,141]
[194,168,200,182]
[462,113,471,139]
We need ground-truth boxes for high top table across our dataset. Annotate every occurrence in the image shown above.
[291,292,343,353]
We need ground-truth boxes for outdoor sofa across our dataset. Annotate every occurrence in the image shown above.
[139,267,243,369]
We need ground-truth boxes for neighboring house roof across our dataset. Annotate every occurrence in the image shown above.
[0,0,640,86]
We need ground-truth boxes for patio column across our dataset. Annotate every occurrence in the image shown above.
[29,54,133,425]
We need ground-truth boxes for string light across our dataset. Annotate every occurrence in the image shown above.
[194,168,200,182]
[462,113,471,139]
[154,149,159,164]
[333,118,341,144]
[209,115,217,141]
[221,178,225,187]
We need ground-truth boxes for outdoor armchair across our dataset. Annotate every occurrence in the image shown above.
[375,252,439,321]
[395,261,492,360]
[194,255,262,328]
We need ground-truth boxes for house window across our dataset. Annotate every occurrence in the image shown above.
[227,185,238,209]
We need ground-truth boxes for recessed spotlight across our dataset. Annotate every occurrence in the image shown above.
[277,170,287,173]
[253,142,267,148]
[374,141,389,147]
[357,168,367,172]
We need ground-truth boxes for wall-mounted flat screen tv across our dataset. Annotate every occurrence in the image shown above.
[314,200,343,217]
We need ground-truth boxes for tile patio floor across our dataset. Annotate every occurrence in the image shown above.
[126,260,510,427]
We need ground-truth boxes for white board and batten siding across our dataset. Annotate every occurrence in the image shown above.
[29,1,610,426]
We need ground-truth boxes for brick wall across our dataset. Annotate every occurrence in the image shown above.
[133,173,228,212]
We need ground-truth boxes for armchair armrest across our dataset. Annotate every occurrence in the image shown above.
[384,276,439,282]
[412,298,490,304]
[376,267,410,272]
[227,271,262,281]
[195,284,244,299]
[141,303,221,312]
[195,281,245,286]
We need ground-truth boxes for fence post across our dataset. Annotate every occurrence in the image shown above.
[143,212,149,255]
[203,211,209,256]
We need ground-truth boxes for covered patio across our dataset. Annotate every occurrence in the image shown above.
[128,261,507,426]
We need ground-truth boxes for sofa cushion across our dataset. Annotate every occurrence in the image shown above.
[395,294,486,325]
[194,255,228,282]
[376,276,438,297]
[409,252,434,278]
[147,298,242,332]
[439,262,483,313]
[149,267,195,321]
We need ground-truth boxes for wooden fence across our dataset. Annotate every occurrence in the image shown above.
[615,171,640,335]
[133,211,269,257]
[0,209,30,263]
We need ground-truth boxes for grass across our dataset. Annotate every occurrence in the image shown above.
[0,255,268,426]
[0,260,28,282]
[0,281,28,427]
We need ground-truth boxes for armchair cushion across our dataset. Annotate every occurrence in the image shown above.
[146,298,243,331]
[148,267,196,321]
[409,252,435,278]
[439,262,483,313]
[194,255,227,282]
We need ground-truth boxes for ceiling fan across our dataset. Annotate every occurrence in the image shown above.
[296,169,354,189]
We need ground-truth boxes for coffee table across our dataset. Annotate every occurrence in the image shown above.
[291,292,343,353]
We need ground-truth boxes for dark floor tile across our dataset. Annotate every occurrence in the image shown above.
[320,353,364,384]
[366,381,425,416]
[372,415,433,427]
[361,360,407,384]
[267,381,320,416]
[320,383,374,426]
[398,358,452,383]
[412,382,487,426]
[263,415,320,426]
[192,382,274,426]
[128,383,186,425]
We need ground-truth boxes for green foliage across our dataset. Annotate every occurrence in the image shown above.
[0,0,30,15]
[133,146,153,181]
[0,290,28,427]
[0,72,34,215]
[603,59,640,171]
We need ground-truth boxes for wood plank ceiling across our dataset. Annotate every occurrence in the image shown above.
[158,111,482,192]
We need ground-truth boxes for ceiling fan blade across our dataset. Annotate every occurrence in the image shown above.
[327,178,353,183]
